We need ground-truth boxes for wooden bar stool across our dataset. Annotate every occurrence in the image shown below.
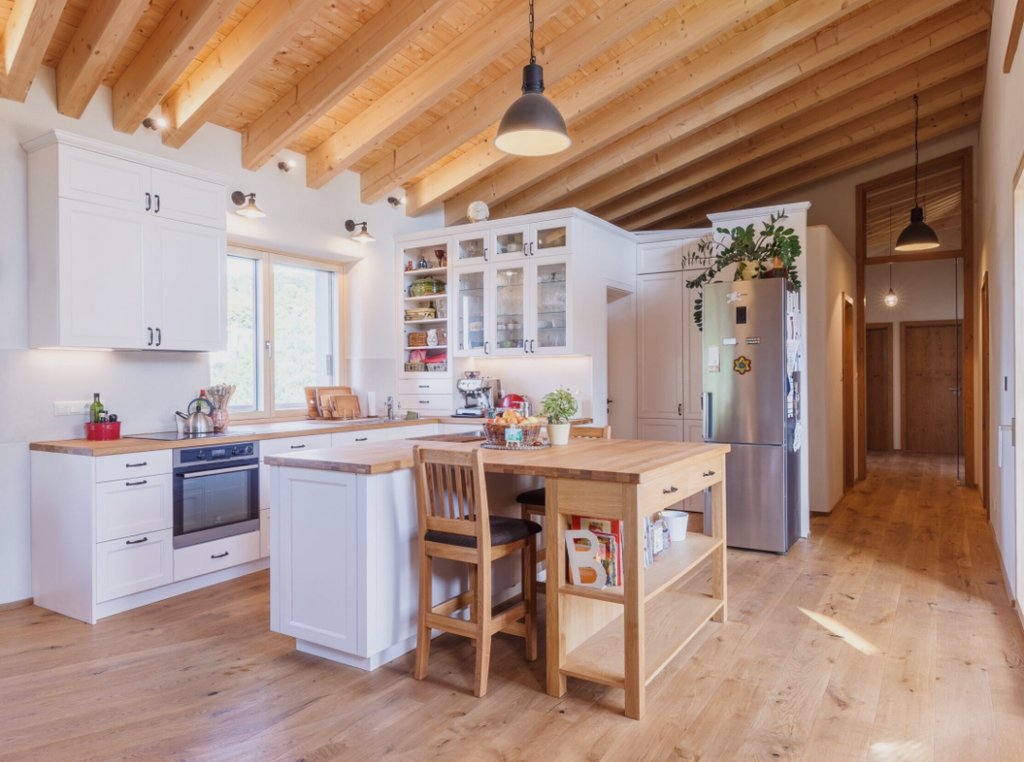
[517,425,611,592]
[413,446,541,697]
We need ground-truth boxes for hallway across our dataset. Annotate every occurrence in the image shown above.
[1,453,1023,761]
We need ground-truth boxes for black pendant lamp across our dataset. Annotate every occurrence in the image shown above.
[494,0,571,156]
[895,94,940,251]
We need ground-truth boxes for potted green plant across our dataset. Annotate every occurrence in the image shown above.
[684,212,802,330]
[541,386,579,446]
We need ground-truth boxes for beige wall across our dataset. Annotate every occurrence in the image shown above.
[977,0,1022,600]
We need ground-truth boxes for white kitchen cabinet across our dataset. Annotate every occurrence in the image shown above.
[332,429,389,446]
[637,271,685,419]
[96,450,173,482]
[452,265,490,357]
[682,420,707,512]
[683,283,704,420]
[452,230,491,267]
[260,510,271,558]
[638,418,684,441]
[492,219,572,260]
[396,394,452,414]
[96,529,175,603]
[491,261,528,355]
[637,240,684,274]
[259,434,333,511]
[386,424,438,440]
[96,473,173,543]
[530,256,570,354]
[174,531,261,582]
[145,217,227,351]
[398,378,451,395]
[25,130,230,351]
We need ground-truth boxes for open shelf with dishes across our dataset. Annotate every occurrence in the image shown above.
[398,238,453,410]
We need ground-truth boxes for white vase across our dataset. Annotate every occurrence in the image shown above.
[547,422,571,446]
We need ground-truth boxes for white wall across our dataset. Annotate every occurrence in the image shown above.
[977,0,1021,600]
[806,227,856,513]
[0,70,442,605]
[864,259,964,450]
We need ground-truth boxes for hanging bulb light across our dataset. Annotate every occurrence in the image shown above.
[494,0,571,156]
[895,94,940,251]
[885,207,898,307]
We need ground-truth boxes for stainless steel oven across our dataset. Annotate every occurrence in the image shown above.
[173,442,260,549]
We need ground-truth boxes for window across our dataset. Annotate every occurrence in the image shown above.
[209,247,341,418]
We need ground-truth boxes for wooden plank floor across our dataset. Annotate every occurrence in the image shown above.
[2,452,1024,761]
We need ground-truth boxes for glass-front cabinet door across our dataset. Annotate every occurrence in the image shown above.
[531,257,571,354]
[531,219,572,258]
[453,266,489,357]
[453,231,489,267]
[492,264,528,355]
[492,224,529,261]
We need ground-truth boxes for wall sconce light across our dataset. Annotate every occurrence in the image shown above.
[232,191,266,219]
[143,117,167,131]
[387,196,406,208]
[345,220,375,243]
[278,159,296,173]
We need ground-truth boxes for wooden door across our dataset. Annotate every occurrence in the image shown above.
[865,324,892,451]
[842,297,854,489]
[902,321,962,454]
[637,272,684,419]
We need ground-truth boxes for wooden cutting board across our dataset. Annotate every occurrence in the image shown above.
[321,393,361,419]
[306,386,352,418]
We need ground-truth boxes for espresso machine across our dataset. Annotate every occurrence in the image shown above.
[455,373,500,417]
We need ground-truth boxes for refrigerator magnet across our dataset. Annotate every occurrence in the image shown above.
[733,356,753,375]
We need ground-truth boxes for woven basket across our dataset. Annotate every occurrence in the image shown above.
[424,360,447,372]
[405,307,436,321]
[405,362,426,372]
[408,332,428,347]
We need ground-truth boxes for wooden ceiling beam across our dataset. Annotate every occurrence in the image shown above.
[111,0,238,134]
[304,0,580,190]
[555,2,990,219]
[241,0,459,172]
[614,72,984,229]
[468,0,977,222]
[0,0,65,101]
[358,0,777,205]
[161,0,326,149]
[56,0,151,118]
[597,43,987,224]
[1005,0,1024,72]
[644,99,982,230]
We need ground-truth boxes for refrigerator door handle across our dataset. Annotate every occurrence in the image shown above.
[703,392,712,441]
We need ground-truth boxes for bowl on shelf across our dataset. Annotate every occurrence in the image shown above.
[410,278,445,297]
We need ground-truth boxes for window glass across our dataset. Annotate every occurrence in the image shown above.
[209,255,258,411]
[273,262,335,409]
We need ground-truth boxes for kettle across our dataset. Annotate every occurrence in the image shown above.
[176,398,214,435]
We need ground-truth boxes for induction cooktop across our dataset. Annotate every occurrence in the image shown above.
[129,431,255,441]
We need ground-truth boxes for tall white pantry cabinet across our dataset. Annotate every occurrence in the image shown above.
[22,130,229,352]
[635,232,711,512]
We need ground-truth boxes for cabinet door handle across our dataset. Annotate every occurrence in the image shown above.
[126,461,148,468]
[211,551,229,559]
[419,400,429,404]
[145,192,151,212]
[484,341,490,355]
[678,403,682,416]
[290,444,305,449]
[524,341,529,354]
[154,194,160,214]
[663,486,679,494]
[483,247,488,262]
[155,328,162,346]
[356,437,368,442]
[530,339,535,353]
[703,470,716,478]
[126,537,148,545]
[418,384,429,388]
[125,479,148,486]
[147,327,154,346]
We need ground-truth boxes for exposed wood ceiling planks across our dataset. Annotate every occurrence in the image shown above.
[0,0,992,229]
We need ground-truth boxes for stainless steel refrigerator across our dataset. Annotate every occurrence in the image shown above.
[702,278,801,553]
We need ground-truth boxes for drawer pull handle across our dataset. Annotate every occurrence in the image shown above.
[356,437,368,442]
[419,400,429,404]
[418,385,429,388]
[663,486,678,494]
[290,444,306,449]
[125,479,148,486]
[211,551,229,559]
[703,470,716,477]
[126,537,148,545]
[126,462,148,468]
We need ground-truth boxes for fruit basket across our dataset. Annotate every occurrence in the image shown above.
[483,409,546,447]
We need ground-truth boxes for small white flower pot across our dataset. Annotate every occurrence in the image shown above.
[547,422,571,446]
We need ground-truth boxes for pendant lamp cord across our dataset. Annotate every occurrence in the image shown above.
[913,94,920,207]
[528,0,536,64]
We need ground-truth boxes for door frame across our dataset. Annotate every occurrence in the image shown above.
[899,319,963,454]
[865,322,894,452]
[981,272,990,517]
[842,294,855,491]
[855,148,975,483]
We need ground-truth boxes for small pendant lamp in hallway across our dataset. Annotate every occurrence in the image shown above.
[885,207,898,307]
[895,94,940,251]
[494,0,571,157]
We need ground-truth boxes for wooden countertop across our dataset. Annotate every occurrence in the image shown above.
[28,416,590,456]
[265,438,730,484]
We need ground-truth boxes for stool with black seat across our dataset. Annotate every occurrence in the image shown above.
[413,446,542,697]
[517,425,611,593]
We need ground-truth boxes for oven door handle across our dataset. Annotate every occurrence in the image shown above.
[181,464,259,478]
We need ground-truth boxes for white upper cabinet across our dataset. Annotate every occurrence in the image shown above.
[637,240,684,274]
[530,256,570,354]
[531,220,571,258]
[145,218,227,351]
[637,271,684,419]
[25,131,229,351]
[452,265,489,357]
[452,230,491,267]
[492,223,530,261]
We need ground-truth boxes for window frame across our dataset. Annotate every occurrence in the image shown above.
[217,244,345,422]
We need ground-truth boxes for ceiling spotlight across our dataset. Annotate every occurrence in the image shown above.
[345,219,375,243]
[387,196,406,207]
[278,159,296,172]
[231,191,266,219]
[143,117,167,131]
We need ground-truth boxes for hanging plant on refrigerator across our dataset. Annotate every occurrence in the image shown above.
[684,211,803,330]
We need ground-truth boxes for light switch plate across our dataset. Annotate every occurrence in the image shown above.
[54,400,91,416]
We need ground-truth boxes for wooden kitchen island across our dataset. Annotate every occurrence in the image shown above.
[266,437,729,719]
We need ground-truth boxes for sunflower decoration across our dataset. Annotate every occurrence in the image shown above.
[733,356,753,375]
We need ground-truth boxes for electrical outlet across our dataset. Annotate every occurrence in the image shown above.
[54,401,91,416]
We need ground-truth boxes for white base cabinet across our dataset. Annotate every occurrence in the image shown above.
[96,529,175,603]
